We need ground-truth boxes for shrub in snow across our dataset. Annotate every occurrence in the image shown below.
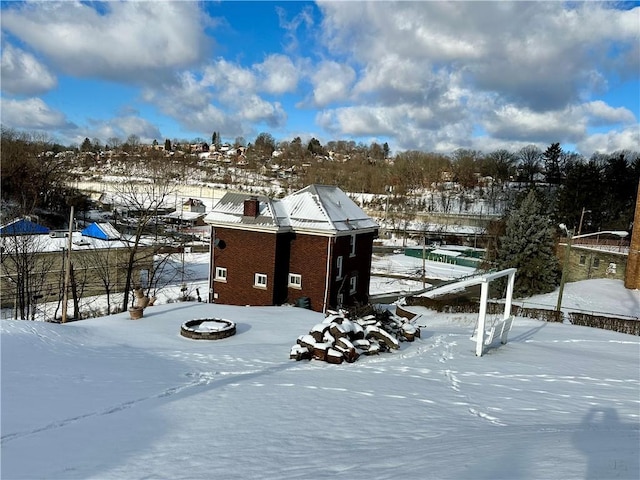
[290,307,420,364]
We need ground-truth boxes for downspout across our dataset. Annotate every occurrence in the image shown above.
[322,236,332,313]
[208,225,215,303]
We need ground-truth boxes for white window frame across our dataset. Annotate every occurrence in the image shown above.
[215,266,227,282]
[349,275,357,294]
[349,234,356,257]
[288,273,302,289]
[336,256,343,280]
[254,273,267,288]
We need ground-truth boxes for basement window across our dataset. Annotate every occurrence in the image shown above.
[254,273,267,288]
[288,273,302,289]
[215,267,227,282]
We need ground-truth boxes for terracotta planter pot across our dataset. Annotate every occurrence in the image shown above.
[129,307,144,320]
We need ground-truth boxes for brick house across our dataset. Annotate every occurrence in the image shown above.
[204,185,379,312]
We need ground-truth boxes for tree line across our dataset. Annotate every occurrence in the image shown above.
[2,127,638,307]
[2,127,638,236]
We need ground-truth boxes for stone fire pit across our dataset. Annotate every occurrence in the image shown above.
[180,318,237,340]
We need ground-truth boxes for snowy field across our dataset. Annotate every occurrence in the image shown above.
[2,278,639,479]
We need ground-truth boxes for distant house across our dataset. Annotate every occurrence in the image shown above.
[205,185,379,313]
[182,198,206,214]
[0,225,153,312]
[163,199,207,228]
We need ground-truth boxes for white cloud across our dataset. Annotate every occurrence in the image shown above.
[315,0,640,151]
[483,101,637,147]
[309,61,356,106]
[484,105,587,143]
[577,126,640,157]
[142,61,289,137]
[0,97,73,129]
[580,101,636,126]
[202,60,257,93]
[276,5,315,53]
[1,1,210,80]
[254,54,299,95]
[0,44,56,95]
[238,96,286,127]
[316,103,474,152]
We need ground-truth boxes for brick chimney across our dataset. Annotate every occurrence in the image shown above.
[243,197,259,218]
[624,179,640,289]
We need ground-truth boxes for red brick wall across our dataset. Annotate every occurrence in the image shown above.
[211,226,378,312]
[329,231,377,308]
[212,227,278,306]
[288,233,331,312]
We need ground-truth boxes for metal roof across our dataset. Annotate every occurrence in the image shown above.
[0,218,50,236]
[205,185,378,235]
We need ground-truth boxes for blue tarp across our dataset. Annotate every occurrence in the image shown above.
[0,218,50,236]
[81,222,120,240]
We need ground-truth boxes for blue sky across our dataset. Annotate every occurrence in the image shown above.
[1,1,638,156]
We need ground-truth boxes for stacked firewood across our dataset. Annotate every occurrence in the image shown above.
[290,309,420,364]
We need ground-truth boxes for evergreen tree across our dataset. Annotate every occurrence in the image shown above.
[81,137,92,152]
[164,138,172,151]
[543,142,563,184]
[495,190,560,297]
[211,131,217,146]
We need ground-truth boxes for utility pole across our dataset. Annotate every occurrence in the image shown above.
[61,205,74,323]
[422,234,426,289]
[555,230,573,314]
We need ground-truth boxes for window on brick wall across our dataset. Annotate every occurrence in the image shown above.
[336,256,343,280]
[215,267,227,282]
[593,257,600,268]
[254,273,267,288]
[579,255,586,265]
[288,273,302,289]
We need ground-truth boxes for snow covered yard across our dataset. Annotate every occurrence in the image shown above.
[2,297,638,479]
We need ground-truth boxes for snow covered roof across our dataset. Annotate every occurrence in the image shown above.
[81,222,120,241]
[282,185,379,233]
[204,192,290,232]
[0,231,132,253]
[163,211,207,222]
[205,185,378,235]
[431,248,462,257]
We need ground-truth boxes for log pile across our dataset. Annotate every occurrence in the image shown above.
[290,309,420,364]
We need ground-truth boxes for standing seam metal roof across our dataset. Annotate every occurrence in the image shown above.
[205,185,378,234]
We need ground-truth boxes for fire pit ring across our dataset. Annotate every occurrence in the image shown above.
[180,318,237,340]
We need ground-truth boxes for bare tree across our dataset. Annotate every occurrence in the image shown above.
[517,145,542,184]
[113,162,177,311]
[73,242,120,315]
[1,231,57,320]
